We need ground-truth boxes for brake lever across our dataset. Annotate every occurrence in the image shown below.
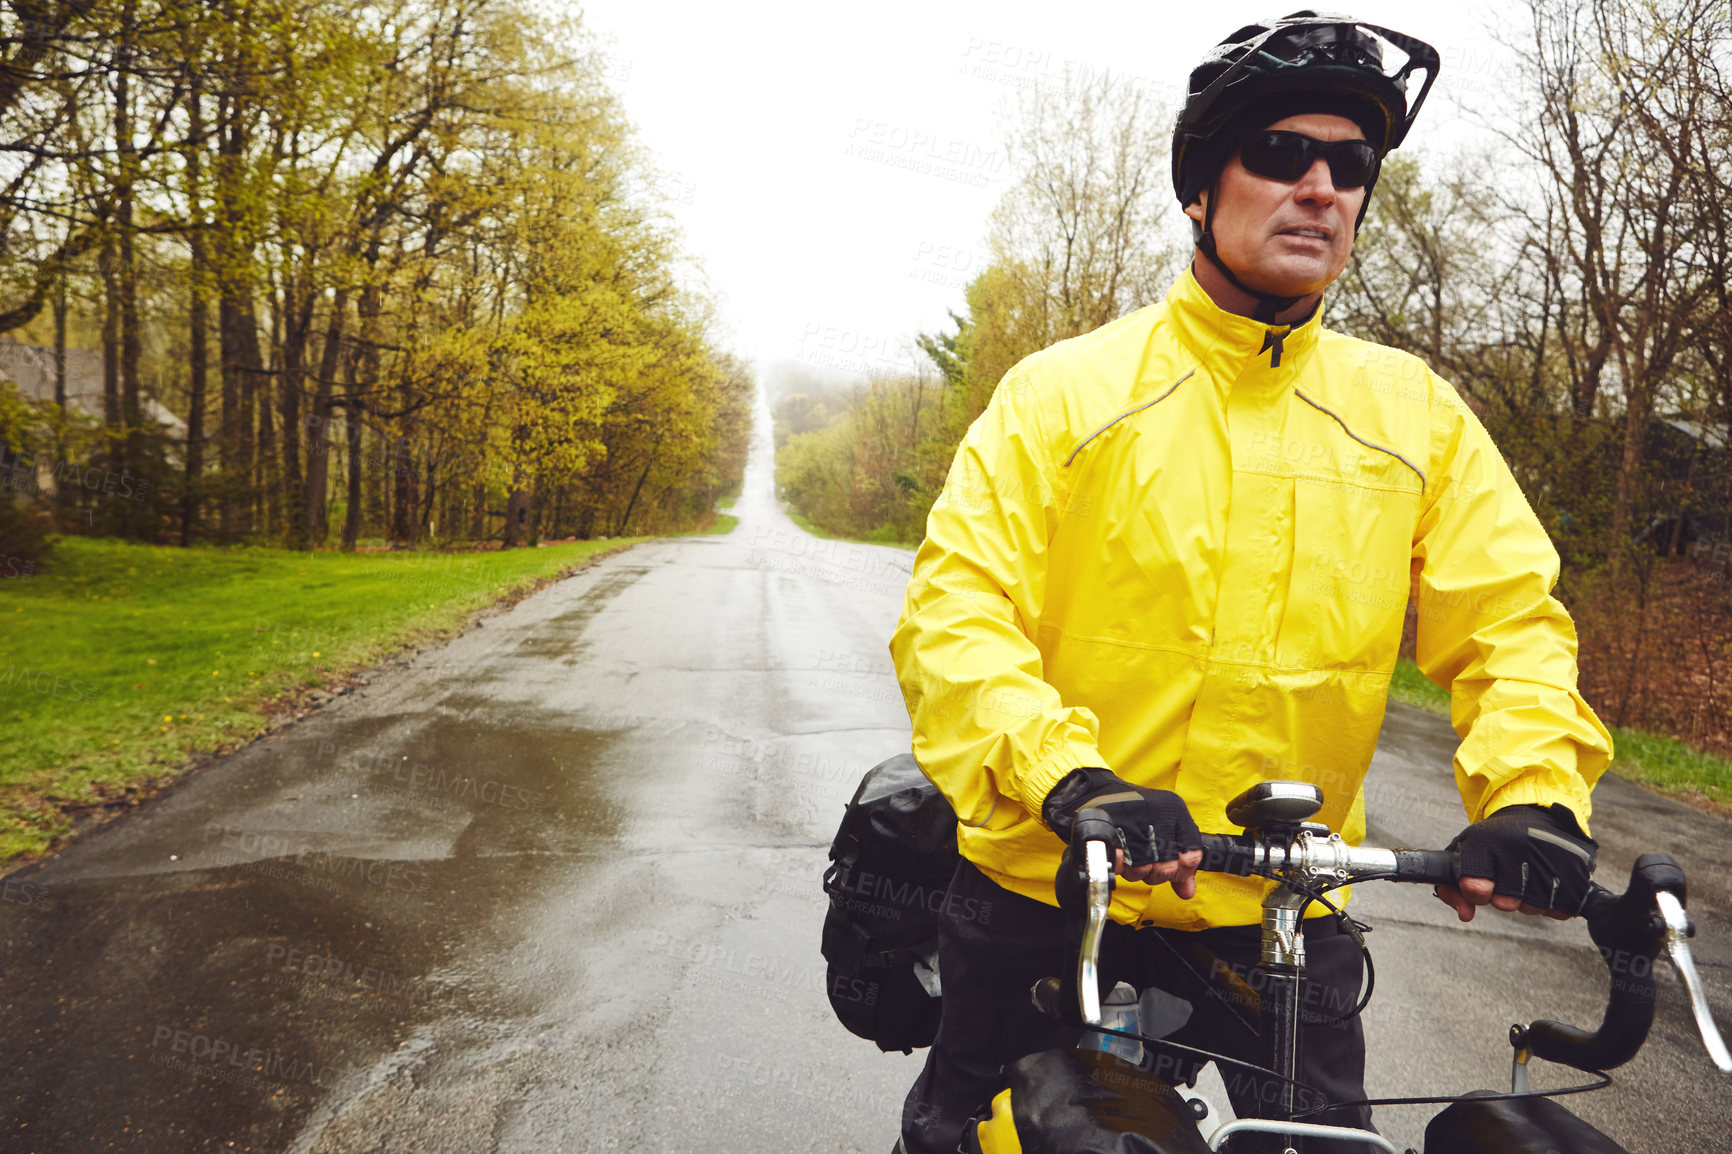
[1036,808,1120,1028]
[1078,838,1111,1027]
[1654,890,1732,1073]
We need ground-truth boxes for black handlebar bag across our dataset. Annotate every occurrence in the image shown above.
[821,753,959,1053]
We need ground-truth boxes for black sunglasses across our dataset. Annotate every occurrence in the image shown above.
[1238,131,1380,189]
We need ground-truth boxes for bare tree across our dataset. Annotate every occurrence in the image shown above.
[990,71,1183,348]
[1503,0,1717,564]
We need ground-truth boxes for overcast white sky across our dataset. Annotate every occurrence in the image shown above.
[573,1,1513,381]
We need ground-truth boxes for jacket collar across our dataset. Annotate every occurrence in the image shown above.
[1164,266,1323,382]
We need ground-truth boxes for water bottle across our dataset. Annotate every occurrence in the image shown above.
[912,949,941,998]
[1082,981,1143,1064]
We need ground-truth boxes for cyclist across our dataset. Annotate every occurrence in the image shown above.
[887,12,1613,1154]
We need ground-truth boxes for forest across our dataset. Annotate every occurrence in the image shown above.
[0,0,751,562]
[776,0,1732,759]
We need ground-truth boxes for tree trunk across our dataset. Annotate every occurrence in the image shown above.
[618,451,656,536]
[369,430,389,537]
[390,426,418,546]
[525,480,543,546]
[301,288,348,544]
[97,230,120,534]
[118,211,141,535]
[416,428,440,539]
[180,81,207,547]
[380,429,391,541]
[470,480,487,541]
[280,281,313,547]
[351,276,384,543]
[257,336,277,535]
[99,234,119,431]
[213,81,264,537]
[51,273,66,414]
[112,0,144,536]
[50,266,72,524]
[116,136,139,435]
[213,120,239,540]
[502,481,527,548]
[219,288,263,535]
[342,402,364,551]
[1609,370,1650,566]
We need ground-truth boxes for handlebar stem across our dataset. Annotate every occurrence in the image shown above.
[1261,887,1310,970]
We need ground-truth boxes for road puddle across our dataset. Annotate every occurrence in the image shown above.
[0,702,628,1151]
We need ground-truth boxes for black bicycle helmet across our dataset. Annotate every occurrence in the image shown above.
[1172,10,1440,319]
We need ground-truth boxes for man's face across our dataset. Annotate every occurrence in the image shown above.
[1185,112,1369,300]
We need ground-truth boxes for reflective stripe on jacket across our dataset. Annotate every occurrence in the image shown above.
[889,268,1612,930]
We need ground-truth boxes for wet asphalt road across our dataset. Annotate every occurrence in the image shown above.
[2,389,1728,1153]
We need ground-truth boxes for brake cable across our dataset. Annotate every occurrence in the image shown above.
[1077,1021,1327,1104]
[1291,1070,1615,1117]
[1241,862,1378,1027]
[1275,867,1619,1117]
[1085,861,1619,1122]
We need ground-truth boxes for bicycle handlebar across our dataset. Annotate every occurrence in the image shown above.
[1196,832,1459,886]
[1046,819,1728,1078]
[1523,853,1683,1072]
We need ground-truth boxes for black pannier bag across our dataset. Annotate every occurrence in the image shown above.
[964,1048,1212,1154]
[821,752,960,1053]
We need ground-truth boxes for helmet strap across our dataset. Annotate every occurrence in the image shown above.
[1194,180,1303,325]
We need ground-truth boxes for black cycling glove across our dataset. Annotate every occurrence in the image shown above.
[1447,803,1597,914]
[1041,768,1202,866]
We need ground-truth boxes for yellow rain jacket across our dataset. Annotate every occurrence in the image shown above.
[889,268,1612,931]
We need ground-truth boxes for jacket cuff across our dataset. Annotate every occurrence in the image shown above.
[1021,743,1106,825]
[1477,773,1593,835]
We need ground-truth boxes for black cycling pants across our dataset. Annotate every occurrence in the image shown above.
[895,859,1373,1154]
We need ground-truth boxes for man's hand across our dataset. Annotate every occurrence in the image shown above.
[1113,846,1206,897]
[1436,803,1596,923]
[1041,768,1205,899]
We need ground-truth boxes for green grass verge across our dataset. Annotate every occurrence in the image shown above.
[1388,657,1451,714]
[786,510,846,541]
[786,510,918,548]
[703,513,738,535]
[1602,726,1732,811]
[1388,657,1732,813]
[0,535,643,861]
